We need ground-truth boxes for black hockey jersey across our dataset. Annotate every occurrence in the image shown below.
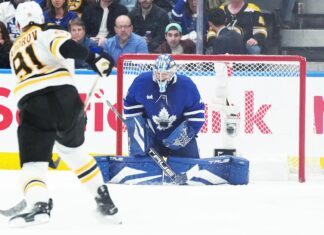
[220,3,267,45]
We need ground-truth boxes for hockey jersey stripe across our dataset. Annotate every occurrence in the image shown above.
[124,112,143,118]
[187,118,205,122]
[14,71,71,94]
[50,36,69,59]
[123,104,144,110]
[183,110,205,116]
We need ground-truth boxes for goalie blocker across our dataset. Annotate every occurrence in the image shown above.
[95,155,249,185]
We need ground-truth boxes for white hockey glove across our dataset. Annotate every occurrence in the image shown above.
[86,46,114,77]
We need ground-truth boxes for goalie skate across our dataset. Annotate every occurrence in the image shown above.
[9,199,53,228]
[95,185,122,224]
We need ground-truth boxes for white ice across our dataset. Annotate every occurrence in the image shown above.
[0,170,324,235]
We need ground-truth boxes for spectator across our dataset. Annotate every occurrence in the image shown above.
[129,0,169,52]
[206,8,245,54]
[44,0,78,30]
[0,20,12,68]
[82,0,128,46]
[154,0,176,13]
[171,0,208,43]
[67,0,91,16]
[0,0,27,40]
[68,17,97,69]
[220,0,267,54]
[155,22,195,54]
[102,15,148,64]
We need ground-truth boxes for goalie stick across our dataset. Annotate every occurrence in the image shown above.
[0,199,27,217]
[104,98,192,185]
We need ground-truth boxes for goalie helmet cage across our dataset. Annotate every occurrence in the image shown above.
[116,54,306,182]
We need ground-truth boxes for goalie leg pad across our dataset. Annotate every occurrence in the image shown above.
[95,156,163,184]
[167,155,249,185]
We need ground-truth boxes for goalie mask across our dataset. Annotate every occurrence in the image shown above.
[153,54,176,93]
[15,1,45,30]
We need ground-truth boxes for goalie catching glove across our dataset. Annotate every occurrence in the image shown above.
[86,46,114,77]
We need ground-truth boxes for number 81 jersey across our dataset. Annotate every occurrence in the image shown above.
[9,24,74,103]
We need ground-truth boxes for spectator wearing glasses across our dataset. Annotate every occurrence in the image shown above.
[0,20,12,68]
[82,0,128,46]
[102,15,148,64]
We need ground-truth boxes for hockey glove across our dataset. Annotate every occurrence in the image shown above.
[162,121,196,150]
[124,116,154,156]
[86,46,114,77]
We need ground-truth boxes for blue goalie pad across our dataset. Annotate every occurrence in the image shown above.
[94,155,249,185]
[166,157,230,185]
[228,156,250,185]
[96,156,163,184]
[167,156,249,185]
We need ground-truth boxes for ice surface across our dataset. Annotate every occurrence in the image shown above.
[0,170,323,235]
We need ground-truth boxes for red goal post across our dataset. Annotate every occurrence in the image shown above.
[116,54,306,182]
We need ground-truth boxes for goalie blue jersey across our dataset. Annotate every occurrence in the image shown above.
[124,71,205,144]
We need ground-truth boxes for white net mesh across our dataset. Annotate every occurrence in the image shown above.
[122,59,300,78]
[118,55,306,181]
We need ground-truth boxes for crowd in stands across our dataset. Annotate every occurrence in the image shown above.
[0,0,297,68]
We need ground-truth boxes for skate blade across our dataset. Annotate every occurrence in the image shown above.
[95,211,122,225]
[9,214,50,228]
[102,214,122,225]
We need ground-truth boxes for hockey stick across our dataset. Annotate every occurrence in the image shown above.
[0,199,27,217]
[104,98,191,185]
[83,74,102,111]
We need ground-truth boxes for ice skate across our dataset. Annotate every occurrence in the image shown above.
[95,185,122,224]
[9,199,53,228]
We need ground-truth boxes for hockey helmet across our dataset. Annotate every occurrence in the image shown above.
[15,1,44,30]
[153,54,176,93]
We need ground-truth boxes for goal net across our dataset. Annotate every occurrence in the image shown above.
[115,54,306,182]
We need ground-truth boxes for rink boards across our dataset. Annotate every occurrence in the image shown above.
[1,69,324,178]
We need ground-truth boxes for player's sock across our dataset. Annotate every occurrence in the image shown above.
[56,143,121,223]
[9,199,53,228]
[55,142,105,196]
[21,162,50,206]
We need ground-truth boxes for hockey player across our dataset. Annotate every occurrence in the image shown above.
[9,1,120,227]
[124,54,205,158]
